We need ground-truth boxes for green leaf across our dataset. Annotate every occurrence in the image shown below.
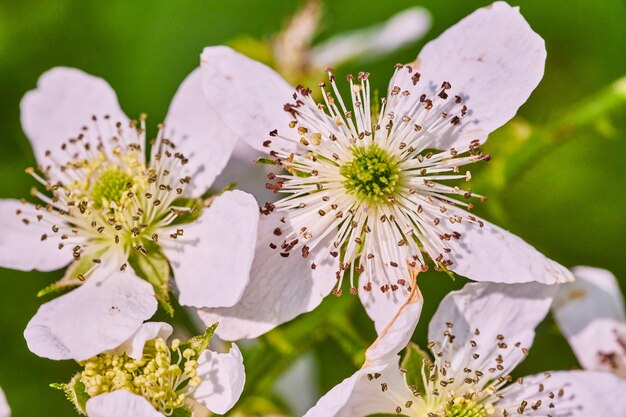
[436,261,456,281]
[37,250,105,297]
[400,342,430,392]
[201,181,238,201]
[168,197,203,226]
[218,182,237,194]
[58,374,89,416]
[255,157,278,166]
[170,407,192,417]
[72,380,90,414]
[178,323,218,359]
[128,242,173,316]
[37,281,75,298]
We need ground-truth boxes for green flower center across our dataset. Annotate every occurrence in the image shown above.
[340,144,401,203]
[90,166,134,208]
[444,398,490,417]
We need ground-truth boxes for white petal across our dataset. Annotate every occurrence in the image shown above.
[312,7,431,68]
[198,212,339,340]
[446,218,573,284]
[86,391,162,417]
[211,140,278,203]
[552,266,626,376]
[392,1,546,149]
[304,360,414,417]
[365,282,423,364]
[306,283,424,417]
[0,199,73,271]
[428,282,556,376]
[24,266,156,361]
[163,190,258,309]
[200,46,298,153]
[357,263,416,335]
[164,68,238,196]
[20,67,129,170]
[0,387,10,417]
[193,344,245,415]
[109,322,173,360]
[499,370,626,417]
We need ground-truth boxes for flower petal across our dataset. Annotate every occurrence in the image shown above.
[0,199,73,271]
[193,344,245,415]
[198,212,339,340]
[498,370,626,417]
[163,190,258,309]
[552,266,626,376]
[304,360,413,417]
[311,7,431,68]
[391,1,546,150]
[446,218,573,284]
[211,140,278,203]
[362,275,423,357]
[164,68,238,196]
[86,391,162,417]
[428,282,556,376]
[200,46,299,153]
[20,67,129,171]
[0,387,10,417]
[357,264,418,335]
[306,276,425,417]
[24,266,156,361]
[109,322,173,360]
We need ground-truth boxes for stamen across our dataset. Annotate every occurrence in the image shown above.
[25,116,195,274]
[263,65,490,294]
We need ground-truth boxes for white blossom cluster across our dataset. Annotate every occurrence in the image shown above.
[1,2,625,416]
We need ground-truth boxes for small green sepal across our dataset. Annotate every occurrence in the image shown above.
[255,157,278,166]
[400,342,430,392]
[128,242,173,316]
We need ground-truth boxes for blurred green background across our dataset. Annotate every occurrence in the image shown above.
[0,0,624,415]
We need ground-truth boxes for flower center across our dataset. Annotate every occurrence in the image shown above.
[340,143,400,203]
[78,337,200,414]
[264,70,488,294]
[444,398,491,417]
[90,166,135,209]
[23,116,201,277]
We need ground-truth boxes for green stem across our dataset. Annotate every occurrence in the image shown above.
[326,313,368,368]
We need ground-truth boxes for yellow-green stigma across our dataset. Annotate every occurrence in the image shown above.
[90,166,135,209]
[77,337,200,414]
[444,398,491,417]
[340,143,401,203]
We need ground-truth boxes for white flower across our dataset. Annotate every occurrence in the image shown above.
[61,322,245,417]
[0,387,10,417]
[553,266,626,378]
[2,62,261,357]
[24,263,157,361]
[215,4,432,204]
[196,1,573,341]
[305,280,626,416]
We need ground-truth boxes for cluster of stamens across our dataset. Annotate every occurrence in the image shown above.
[70,337,200,415]
[20,114,196,281]
[366,323,566,416]
[262,65,490,295]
